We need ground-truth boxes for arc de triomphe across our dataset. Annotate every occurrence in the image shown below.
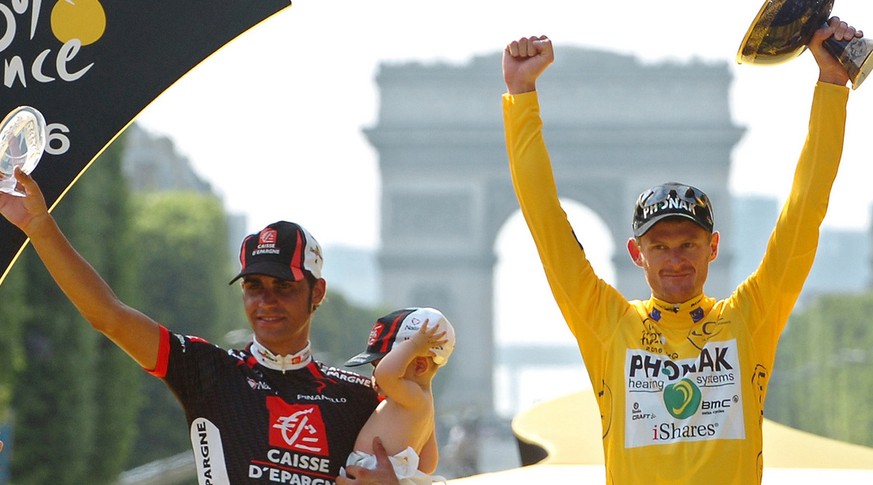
[364,47,743,414]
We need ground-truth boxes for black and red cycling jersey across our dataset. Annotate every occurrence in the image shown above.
[149,326,379,484]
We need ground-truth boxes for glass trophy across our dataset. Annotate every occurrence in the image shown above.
[0,106,47,197]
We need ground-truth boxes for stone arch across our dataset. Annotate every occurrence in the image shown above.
[364,47,743,413]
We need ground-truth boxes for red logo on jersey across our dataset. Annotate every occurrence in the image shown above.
[266,397,329,456]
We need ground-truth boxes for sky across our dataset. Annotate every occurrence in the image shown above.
[135,0,873,354]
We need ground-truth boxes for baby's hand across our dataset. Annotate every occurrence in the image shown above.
[411,319,449,357]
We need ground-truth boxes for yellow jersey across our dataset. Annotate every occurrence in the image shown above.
[503,82,848,484]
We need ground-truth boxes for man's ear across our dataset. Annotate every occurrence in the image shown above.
[311,278,327,310]
[627,237,644,268]
[709,231,720,262]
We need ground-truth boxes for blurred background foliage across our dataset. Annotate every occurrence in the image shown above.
[767,292,873,448]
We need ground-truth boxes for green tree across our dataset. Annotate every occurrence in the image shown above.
[10,136,141,484]
[66,139,143,482]
[767,291,873,447]
[0,256,27,410]
[126,192,240,467]
[0,250,28,481]
[11,266,98,484]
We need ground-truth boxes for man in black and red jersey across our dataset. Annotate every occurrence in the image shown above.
[0,171,399,485]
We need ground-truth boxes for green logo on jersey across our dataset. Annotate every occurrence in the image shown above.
[663,378,701,419]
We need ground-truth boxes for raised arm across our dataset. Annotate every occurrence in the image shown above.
[502,35,630,350]
[739,18,858,339]
[0,168,161,369]
[809,16,864,86]
[373,320,446,408]
[503,35,554,94]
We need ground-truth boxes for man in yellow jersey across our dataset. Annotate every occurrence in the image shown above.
[502,17,862,485]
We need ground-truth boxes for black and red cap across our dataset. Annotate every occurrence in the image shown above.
[345,307,456,367]
[229,221,323,284]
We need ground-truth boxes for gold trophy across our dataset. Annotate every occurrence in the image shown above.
[738,0,873,89]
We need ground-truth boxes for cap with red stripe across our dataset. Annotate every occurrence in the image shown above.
[345,307,456,367]
[229,221,323,284]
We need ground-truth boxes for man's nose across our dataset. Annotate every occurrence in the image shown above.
[666,248,686,265]
[260,287,279,305]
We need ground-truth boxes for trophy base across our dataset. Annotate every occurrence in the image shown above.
[836,37,873,89]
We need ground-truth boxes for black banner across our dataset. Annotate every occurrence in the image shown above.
[0,0,292,284]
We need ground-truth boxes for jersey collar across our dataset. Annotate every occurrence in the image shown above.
[250,338,313,372]
[648,294,713,325]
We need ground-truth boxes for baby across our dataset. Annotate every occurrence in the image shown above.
[342,307,456,484]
